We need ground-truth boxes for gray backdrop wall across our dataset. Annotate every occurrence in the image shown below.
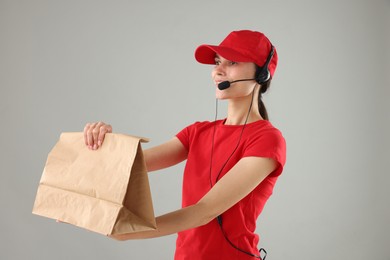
[1,0,389,259]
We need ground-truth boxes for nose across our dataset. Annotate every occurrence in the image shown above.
[213,64,226,77]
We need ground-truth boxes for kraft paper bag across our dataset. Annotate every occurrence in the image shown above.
[32,132,156,235]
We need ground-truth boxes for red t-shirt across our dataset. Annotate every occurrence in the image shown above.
[174,119,286,260]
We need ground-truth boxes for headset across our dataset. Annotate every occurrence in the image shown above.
[255,45,274,85]
[217,45,274,90]
[210,45,274,260]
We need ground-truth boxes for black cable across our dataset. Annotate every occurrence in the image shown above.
[209,86,267,259]
[209,98,218,187]
[217,215,266,259]
[214,88,254,183]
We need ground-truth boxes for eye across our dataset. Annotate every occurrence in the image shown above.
[214,59,221,65]
[229,61,237,65]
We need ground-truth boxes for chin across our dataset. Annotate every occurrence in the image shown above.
[215,90,228,100]
[215,94,228,100]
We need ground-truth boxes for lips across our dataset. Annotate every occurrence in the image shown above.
[214,79,227,85]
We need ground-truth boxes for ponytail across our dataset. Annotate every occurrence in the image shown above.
[255,65,271,121]
[258,80,270,120]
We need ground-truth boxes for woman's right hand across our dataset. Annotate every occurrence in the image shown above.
[83,122,113,150]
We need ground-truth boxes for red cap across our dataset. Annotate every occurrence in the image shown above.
[195,30,278,78]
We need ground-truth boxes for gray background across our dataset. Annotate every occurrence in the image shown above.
[1,0,389,259]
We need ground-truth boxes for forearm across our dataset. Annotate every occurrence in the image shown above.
[112,157,276,241]
[111,203,210,241]
[143,138,187,172]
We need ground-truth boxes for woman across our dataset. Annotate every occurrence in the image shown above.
[84,30,286,260]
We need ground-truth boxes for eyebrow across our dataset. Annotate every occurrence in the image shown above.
[214,55,237,64]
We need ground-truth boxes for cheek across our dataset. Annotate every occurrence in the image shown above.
[230,82,256,97]
[211,69,217,79]
[215,84,252,100]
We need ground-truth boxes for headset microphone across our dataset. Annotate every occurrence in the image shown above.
[217,78,256,90]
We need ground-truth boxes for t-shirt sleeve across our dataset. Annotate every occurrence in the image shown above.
[243,128,286,177]
[175,124,193,151]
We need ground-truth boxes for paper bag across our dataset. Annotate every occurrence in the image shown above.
[32,132,156,235]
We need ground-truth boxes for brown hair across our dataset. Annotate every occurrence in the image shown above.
[258,80,270,120]
[255,65,271,120]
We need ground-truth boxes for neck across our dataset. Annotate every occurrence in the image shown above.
[224,88,262,125]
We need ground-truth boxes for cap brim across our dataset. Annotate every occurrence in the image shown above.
[195,44,254,64]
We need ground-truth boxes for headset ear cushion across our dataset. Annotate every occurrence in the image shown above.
[256,45,274,85]
[255,67,270,85]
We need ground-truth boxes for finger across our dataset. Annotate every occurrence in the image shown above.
[92,122,103,150]
[97,124,112,147]
[86,122,97,149]
[106,124,112,133]
[97,126,107,147]
[84,123,92,146]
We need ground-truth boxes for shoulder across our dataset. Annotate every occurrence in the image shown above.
[248,120,285,142]
[176,120,220,148]
[180,120,221,134]
[244,120,286,166]
[187,120,216,129]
